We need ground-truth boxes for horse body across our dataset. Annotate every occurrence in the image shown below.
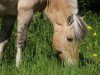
[0,0,18,16]
[0,0,88,67]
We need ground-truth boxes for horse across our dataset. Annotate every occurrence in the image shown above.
[0,0,88,67]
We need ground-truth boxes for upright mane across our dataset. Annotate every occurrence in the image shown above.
[69,0,78,14]
[68,0,88,40]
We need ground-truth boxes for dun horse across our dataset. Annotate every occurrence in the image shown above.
[0,0,87,67]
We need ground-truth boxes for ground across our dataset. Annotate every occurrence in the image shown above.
[0,11,100,75]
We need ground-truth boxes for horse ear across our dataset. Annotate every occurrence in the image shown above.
[67,15,74,26]
[80,16,84,20]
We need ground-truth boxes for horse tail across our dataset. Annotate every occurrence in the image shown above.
[72,14,88,41]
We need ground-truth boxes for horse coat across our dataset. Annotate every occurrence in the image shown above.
[0,0,87,67]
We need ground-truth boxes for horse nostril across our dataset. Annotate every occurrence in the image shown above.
[67,37,73,42]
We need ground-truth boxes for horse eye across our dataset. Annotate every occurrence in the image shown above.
[67,37,73,42]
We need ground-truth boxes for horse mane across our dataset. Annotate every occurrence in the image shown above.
[68,0,88,40]
[69,0,78,14]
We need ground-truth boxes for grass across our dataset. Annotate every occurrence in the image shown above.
[0,11,100,75]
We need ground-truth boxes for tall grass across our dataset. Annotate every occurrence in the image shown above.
[0,12,100,75]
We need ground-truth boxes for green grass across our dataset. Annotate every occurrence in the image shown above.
[0,12,100,75]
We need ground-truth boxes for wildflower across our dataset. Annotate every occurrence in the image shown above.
[93,32,96,36]
[92,54,97,57]
[87,25,92,30]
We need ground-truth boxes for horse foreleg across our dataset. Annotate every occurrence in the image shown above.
[16,6,33,67]
[0,16,16,62]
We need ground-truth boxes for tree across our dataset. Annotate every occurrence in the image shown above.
[79,0,100,11]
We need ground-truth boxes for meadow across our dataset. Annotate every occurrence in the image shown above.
[0,11,100,75]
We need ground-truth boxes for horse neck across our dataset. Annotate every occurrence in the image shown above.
[43,0,79,26]
[44,0,75,16]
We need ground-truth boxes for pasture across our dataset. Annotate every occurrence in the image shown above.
[0,11,100,75]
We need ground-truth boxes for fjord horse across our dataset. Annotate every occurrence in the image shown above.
[0,0,87,67]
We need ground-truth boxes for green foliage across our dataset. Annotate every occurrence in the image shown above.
[79,0,90,10]
[0,12,100,75]
[79,0,100,11]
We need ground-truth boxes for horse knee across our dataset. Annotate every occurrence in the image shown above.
[17,35,26,48]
